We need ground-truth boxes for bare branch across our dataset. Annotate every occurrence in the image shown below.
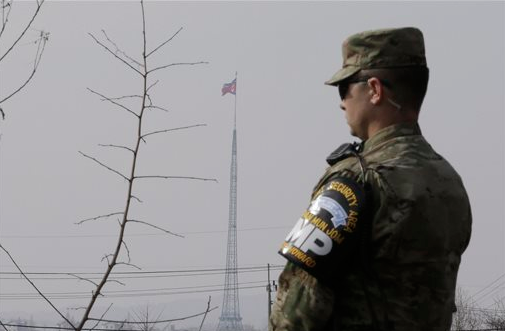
[0,243,76,330]
[67,273,99,287]
[107,94,143,101]
[134,175,217,183]
[0,0,45,62]
[89,303,113,331]
[107,279,126,287]
[0,31,48,107]
[101,254,113,266]
[127,219,184,238]
[116,262,141,271]
[121,240,131,263]
[198,296,212,331]
[144,93,169,113]
[101,29,143,68]
[141,124,206,140]
[98,144,135,154]
[87,88,139,118]
[0,319,10,331]
[146,80,159,92]
[0,0,14,40]
[79,151,130,181]
[88,32,144,77]
[148,61,208,74]
[130,195,143,203]
[145,105,169,112]
[146,27,183,58]
[88,306,218,324]
[76,212,124,225]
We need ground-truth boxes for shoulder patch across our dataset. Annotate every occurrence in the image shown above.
[279,177,367,282]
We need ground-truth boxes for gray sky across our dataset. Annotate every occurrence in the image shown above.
[0,1,504,329]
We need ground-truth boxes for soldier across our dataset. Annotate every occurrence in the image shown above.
[269,27,472,331]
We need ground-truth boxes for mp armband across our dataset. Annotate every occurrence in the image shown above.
[278,177,367,281]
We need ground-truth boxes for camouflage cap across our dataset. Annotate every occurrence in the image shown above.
[325,27,427,86]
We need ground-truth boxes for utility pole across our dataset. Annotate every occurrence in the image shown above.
[266,263,278,320]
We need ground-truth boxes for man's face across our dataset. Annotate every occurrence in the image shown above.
[339,80,373,140]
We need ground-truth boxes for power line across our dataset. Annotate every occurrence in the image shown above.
[474,280,505,305]
[0,284,267,301]
[0,264,284,276]
[0,265,284,282]
[469,273,505,301]
[1,280,265,297]
[0,225,289,239]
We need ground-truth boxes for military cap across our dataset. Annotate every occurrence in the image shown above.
[325,27,427,86]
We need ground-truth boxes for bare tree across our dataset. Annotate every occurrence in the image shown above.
[1,1,215,330]
[0,0,48,120]
[482,298,505,331]
[452,287,483,330]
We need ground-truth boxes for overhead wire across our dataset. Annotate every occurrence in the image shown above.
[0,284,267,301]
[0,264,284,280]
[0,225,290,239]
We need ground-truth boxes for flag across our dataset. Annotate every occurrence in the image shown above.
[221,78,236,96]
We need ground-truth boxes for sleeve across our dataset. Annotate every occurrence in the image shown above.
[269,262,334,331]
[278,176,367,282]
[270,176,368,331]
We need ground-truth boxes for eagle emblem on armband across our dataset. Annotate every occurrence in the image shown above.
[308,195,348,228]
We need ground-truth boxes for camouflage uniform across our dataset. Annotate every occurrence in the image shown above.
[269,28,472,331]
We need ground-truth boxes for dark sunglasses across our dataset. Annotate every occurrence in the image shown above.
[338,77,392,100]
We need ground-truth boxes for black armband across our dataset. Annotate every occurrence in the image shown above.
[278,177,367,282]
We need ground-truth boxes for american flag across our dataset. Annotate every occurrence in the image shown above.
[221,78,236,96]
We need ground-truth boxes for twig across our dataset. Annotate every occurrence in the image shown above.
[0,0,14,40]
[88,32,143,77]
[0,0,45,62]
[146,80,159,92]
[0,30,48,107]
[130,195,142,203]
[141,124,206,139]
[107,94,143,101]
[101,254,113,266]
[98,144,135,154]
[0,243,76,330]
[88,306,219,324]
[127,219,184,238]
[148,61,208,74]
[79,151,130,182]
[68,273,99,287]
[76,212,124,225]
[146,27,183,58]
[89,303,113,331]
[116,262,141,271]
[0,319,9,331]
[101,29,143,68]
[198,296,212,331]
[145,105,169,112]
[106,279,126,286]
[134,175,217,183]
[87,88,139,118]
[121,240,131,263]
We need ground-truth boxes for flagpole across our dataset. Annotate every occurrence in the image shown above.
[234,71,238,130]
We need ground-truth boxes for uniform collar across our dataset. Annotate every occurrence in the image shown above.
[362,122,422,153]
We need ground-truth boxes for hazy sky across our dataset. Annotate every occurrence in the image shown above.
[0,1,504,329]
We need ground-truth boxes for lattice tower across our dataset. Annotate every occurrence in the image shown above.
[216,128,244,331]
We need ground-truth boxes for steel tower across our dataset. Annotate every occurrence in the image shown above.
[217,76,244,331]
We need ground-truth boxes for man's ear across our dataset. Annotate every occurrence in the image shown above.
[367,77,384,105]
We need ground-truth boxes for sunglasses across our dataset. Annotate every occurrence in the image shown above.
[338,77,392,100]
